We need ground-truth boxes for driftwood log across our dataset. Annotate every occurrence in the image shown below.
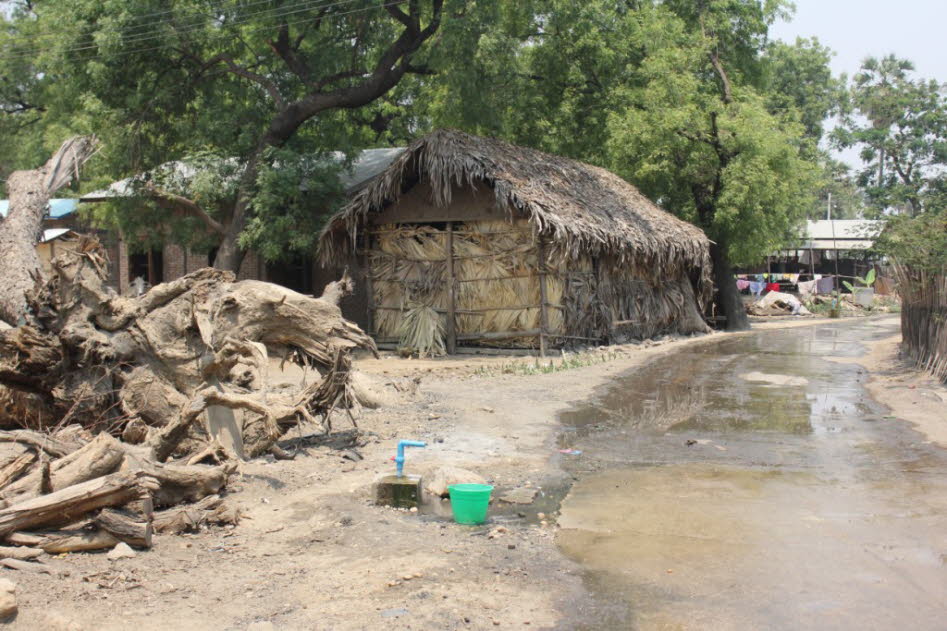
[0,470,156,537]
[0,136,98,326]
[0,226,374,551]
[152,494,238,534]
[0,237,375,458]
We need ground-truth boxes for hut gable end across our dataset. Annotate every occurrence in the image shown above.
[369,180,513,226]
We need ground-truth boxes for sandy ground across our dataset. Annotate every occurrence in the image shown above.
[826,329,947,448]
[5,314,940,630]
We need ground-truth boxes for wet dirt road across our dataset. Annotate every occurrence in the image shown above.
[555,318,947,630]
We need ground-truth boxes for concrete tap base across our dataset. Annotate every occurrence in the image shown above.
[374,474,423,509]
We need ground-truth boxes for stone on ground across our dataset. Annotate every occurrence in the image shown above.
[499,487,537,504]
[106,542,136,560]
[425,466,487,498]
[0,578,16,620]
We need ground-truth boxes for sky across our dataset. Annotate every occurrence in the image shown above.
[771,0,946,82]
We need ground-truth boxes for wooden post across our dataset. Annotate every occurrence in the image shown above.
[147,249,155,286]
[536,236,550,358]
[445,222,457,355]
[363,236,375,337]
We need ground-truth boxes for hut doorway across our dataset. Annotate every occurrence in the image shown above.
[266,255,314,295]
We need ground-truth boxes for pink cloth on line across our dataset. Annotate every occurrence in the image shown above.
[736,279,751,290]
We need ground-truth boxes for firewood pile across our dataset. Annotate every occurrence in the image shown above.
[0,237,376,561]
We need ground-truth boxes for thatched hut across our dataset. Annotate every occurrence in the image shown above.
[319,129,712,354]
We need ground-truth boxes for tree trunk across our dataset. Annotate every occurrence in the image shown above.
[0,451,37,490]
[93,508,152,548]
[211,150,263,273]
[0,136,98,325]
[0,470,156,537]
[710,240,750,331]
[0,169,47,325]
[40,529,120,554]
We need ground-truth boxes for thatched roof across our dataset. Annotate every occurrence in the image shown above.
[319,129,711,279]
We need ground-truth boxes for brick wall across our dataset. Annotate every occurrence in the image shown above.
[162,244,262,282]
[163,244,187,282]
[185,250,210,274]
[237,250,264,281]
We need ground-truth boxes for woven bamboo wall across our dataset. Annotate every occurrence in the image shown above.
[366,219,708,355]
[368,219,564,353]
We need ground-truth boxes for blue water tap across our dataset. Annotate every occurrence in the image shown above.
[395,440,426,477]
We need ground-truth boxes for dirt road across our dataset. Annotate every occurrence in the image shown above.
[7,315,944,630]
[556,317,947,630]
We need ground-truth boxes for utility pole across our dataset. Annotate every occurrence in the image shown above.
[829,195,840,294]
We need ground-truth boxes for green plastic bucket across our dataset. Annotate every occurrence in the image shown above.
[448,483,494,525]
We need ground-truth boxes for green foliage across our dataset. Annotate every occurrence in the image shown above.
[1,0,839,278]
[874,210,947,272]
[842,268,876,293]
[1,0,447,265]
[599,3,819,266]
[241,148,347,262]
[418,1,827,270]
[762,37,844,142]
[835,55,947,216]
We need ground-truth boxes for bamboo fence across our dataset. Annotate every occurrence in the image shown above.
[892,262,947,382]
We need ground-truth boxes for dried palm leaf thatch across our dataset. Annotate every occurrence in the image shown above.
[451,219,543,347]
[398,303,446,357]
[319,129,712,306]
[371,224,448,339]
[600,272,708,341]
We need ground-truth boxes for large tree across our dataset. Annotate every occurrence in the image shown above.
[420,1,822,329]
[605,1,817,329]
[4,0,447,271]
[835,55,947,217]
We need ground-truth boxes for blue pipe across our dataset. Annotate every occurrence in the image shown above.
[395,439,426,477]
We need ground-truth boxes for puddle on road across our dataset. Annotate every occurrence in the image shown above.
[559,325,886,441]
[555,320,947,631]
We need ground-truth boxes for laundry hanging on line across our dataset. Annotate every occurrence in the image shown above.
[797,279,817,297]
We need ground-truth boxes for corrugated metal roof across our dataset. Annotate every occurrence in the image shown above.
[0,198,79,219]
[80,148,406,201]
[40,228,75,243]
[805,239,873,250]
[804,219,884,240]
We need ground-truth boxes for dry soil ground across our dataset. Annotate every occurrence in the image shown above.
[5,314,943,630]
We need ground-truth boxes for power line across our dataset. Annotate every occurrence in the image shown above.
[0,0,363,61]
[0,0,400,63]
[4,0,346,43]
[112,0,363,40]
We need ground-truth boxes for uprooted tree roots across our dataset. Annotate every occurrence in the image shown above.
[0,237,376,554]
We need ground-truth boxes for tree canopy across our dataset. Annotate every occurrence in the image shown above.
[1,0,447,269]
[0,0,853,312]
[411,0,829,327]
[835,55,947,217]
